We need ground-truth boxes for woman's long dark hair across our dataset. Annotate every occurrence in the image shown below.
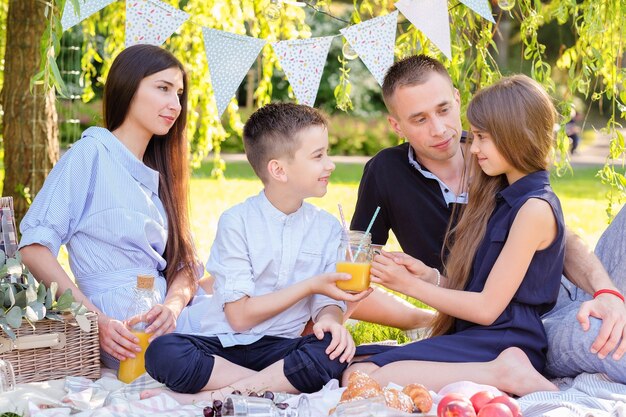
[103,44,197,289]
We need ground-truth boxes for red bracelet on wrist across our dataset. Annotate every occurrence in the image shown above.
[593,289,625,303]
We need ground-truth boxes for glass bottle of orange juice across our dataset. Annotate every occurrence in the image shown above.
[118,274,157,384]
[336,231,372,293]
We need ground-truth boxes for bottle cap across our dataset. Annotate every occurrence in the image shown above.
[136,274,155,290]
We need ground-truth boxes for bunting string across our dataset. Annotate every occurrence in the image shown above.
[62,0,495,119]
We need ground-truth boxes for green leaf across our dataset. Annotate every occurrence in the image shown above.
[5,306,22,328]
[45,288,53,309]
[25,302,46,321]
[0,320,16,340]
[0,250,5,267]
[50,281,58,302]
[5,258,23,277]
[55,289,74,310]
[45,312,65,322]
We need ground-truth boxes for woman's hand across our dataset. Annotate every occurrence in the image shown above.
[370,251,427,294]
[134,304,178,342]
[97,314,141,361]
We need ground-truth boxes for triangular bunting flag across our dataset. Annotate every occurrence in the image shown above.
[459,0,495,23]
[272,36,335,107]
[202,28,266,117]
[61,0,116,31]
[396,0,452,60]
[125,0,189,47]
[340,10,399,86]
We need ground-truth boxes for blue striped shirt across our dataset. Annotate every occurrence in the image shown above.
[19,127,169,320]
[176,191,345,346]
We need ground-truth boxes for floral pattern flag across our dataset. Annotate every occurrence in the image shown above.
[61,0,116,31]
[459,0,495,23]
[396,0,451,60]
[125,0,189,47]
[202,28,267,117]
[340,10,399,86]
[272,36,335,107]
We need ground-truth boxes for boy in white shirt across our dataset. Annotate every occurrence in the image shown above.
[142,103,371,401]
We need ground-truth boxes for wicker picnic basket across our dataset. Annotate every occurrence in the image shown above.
[0,312,101,384]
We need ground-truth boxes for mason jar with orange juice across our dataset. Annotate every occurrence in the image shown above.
[336,231,372,293]
[118,274,157,384]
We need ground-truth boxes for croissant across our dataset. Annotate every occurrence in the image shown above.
[402,383,433,413]
[339,370,383,402]
[382,387,414,413]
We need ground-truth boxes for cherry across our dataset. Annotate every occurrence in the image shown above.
[202,406,214,417]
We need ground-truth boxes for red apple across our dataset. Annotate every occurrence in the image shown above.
[443,400,478,417]
[438,394,472,417]
[488,395,521,417]
[477,403,514,417]
[470,391,497,414]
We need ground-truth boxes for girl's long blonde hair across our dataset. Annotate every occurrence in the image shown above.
[430,75,557,337]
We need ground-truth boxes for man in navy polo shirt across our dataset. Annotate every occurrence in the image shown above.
[351,54,626,382]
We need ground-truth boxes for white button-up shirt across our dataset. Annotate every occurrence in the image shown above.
[178,191,345,347]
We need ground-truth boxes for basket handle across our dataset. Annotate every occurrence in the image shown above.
[0,333,66,354]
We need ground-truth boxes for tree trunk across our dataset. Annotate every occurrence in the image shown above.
[2,0,59,226]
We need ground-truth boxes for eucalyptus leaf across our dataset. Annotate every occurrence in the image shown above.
[0,249,5,267]
[5,306,22,328]
[5,258,22,276]
[45,287,53,309]
[27,272,37,288]
[55,289,74,310]
[26,302,46,321]
[7,285,16,308]
[13,289,27,308]
[50,281,58,302]
[0,321,16,340]
[37,281,47,303]
[45,312,65,322]
[25,285,37,304]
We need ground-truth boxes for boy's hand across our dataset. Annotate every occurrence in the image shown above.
[313,318,355,363]
[308,272,373,301]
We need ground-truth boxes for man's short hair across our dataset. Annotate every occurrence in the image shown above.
[382,55,453,112]
[243,103,328,183]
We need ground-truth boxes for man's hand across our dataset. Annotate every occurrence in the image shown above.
[98,315,140,361]
[577,294,626,360]
[312,318,356,363]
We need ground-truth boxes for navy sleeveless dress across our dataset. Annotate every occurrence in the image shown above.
[358,170,565,372]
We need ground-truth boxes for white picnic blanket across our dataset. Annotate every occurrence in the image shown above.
[2,371,626,417]
[520,373,626,417]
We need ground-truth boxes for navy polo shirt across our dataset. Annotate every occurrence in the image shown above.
[351,138,467,272]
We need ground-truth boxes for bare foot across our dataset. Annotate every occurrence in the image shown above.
[492,347,559,396]
[140,387,221,405]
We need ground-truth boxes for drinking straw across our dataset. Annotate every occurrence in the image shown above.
[354,206,381,260]
[337,204,354,262]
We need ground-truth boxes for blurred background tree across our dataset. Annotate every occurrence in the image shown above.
[0,0,624,226]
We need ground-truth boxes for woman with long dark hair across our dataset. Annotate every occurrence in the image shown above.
[19,44,199,369]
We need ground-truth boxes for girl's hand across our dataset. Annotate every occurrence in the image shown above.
[371,252,424,294]
[97,315,141,361]
[312,318,356,363]
[308,272,373,302]
[382,251,430,278]
[139,304,177,341]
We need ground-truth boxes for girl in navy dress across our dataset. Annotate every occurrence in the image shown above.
[346,75,565,396]
[19,45,199,369]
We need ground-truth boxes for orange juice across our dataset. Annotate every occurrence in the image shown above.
[336,262,371,292]
[118,331,151,383]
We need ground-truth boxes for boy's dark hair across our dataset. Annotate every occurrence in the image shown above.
[243,103,328,183]
[382,55,453,112]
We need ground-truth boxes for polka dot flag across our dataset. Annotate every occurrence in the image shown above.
[202,28,266,117]
[396,0,451,60]
[125,0,189,47]
[272,36,335,107]
[459,0,495,23]
[61,0,116,31]
[340,10,399,86]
